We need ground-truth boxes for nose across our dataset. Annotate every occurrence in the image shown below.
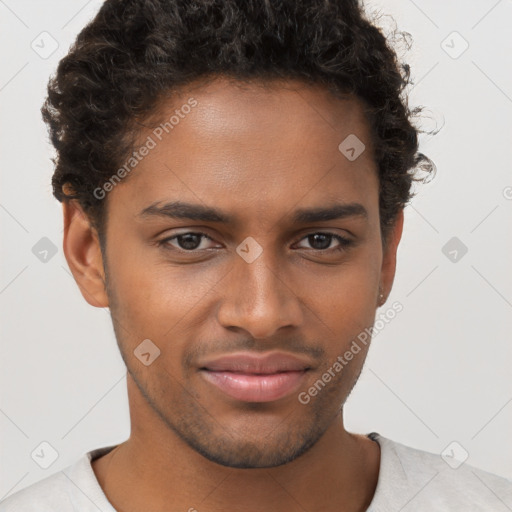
[217,250,304,339]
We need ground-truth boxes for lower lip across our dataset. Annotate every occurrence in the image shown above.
[200,369,308,402]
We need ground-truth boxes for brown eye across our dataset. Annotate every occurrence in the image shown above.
[307,233,333,250]
[159,232,216,251]
[296,232,352,252]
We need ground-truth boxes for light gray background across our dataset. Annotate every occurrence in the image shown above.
[1,0,511,499]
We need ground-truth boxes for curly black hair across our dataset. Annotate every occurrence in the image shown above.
[42,0,435,246]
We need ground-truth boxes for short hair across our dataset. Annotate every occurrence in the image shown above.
[42,0,435,245]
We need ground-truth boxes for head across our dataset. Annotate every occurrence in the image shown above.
[44,0,434,469]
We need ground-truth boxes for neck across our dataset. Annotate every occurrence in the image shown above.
[92,374,380,512]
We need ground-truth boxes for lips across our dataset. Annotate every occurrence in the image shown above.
[199,351,312,403]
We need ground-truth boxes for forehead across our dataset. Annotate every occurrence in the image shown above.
[109,77,379,223]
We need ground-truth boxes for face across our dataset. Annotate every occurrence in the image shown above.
[66,77,402,469]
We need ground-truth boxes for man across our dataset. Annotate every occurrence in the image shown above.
[1,0,511,510]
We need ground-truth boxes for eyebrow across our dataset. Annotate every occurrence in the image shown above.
[138,200,368,224]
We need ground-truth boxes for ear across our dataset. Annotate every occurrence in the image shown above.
[379,209,404,303]
[62,200,109,308]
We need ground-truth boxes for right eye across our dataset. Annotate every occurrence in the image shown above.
[159,232,220,252]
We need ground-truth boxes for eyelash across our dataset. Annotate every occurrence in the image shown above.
[158,231,353,254]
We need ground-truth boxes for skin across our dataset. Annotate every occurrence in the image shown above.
[63,77,403,512]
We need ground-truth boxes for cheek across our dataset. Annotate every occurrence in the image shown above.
[107,247,220,342]
[295,249,381,380]
[298,247,381,325]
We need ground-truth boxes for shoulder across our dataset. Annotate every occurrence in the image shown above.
[368,433,512,511]
[0,469,75,512]
[0,445,117,512]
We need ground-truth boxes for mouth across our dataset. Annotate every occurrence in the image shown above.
[199,369,310,402]
[198,351,312,403]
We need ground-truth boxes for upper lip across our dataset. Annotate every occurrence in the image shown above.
[199,351,313,374]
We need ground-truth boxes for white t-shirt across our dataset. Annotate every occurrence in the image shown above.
[1,432,511,511]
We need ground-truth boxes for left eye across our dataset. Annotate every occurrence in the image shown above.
[159,232,351,252]
[295,232,351,251]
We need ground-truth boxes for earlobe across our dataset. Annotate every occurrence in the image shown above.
[379,209,404,304]
[62,201,109,308]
